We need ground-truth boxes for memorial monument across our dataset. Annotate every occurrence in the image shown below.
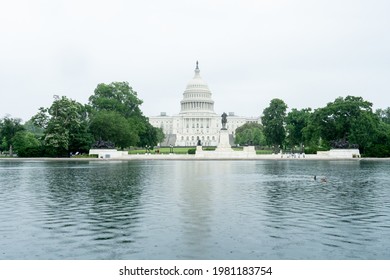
[195,113,256,158]
[214,112,234,153]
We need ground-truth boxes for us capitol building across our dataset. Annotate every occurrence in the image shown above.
[149,62,260,146]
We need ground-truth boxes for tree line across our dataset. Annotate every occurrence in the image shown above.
[2,85,390,157]
[0,82,164,157]
[235,96,390,157]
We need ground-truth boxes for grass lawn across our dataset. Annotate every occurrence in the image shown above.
[128,147,273,155]
[256,149,273,154]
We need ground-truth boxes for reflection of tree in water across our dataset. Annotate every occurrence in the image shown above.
[42,161,145,258]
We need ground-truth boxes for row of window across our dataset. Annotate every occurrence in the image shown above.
[181,135,216,141]
[187,84,207,89]
[153,119,249,125]
[184,92,209,99]
[187,124,209,128]
[181,102,213,111]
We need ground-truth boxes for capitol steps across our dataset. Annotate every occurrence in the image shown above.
[159,134,177,147]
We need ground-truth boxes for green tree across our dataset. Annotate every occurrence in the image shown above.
[12,131,42,157]
[89,110,139,149]
[365,121,390,157]
[89,82,143,118]
[155,127,165,145]
[376,107,390,124]
[32,96,93,156]
[349,111,379,152]
[235,122,266,146]
[0,116,25,156]
[138,121,163,148]
[23,119,44,138]
[88,81,161,148]
[286,108,312,147]
[261,98,288,149]
[309,96,378,153]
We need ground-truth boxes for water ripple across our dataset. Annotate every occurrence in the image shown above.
[1,160,390,259]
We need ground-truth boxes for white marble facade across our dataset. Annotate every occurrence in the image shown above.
[149,62,260,146]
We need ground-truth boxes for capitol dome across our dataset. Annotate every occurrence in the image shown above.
[148,62,261,147]
[180,61,215,114]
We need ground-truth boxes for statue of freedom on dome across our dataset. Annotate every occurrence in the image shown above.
[221,112,227,130]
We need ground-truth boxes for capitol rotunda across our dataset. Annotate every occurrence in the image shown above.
[149,62,260,146]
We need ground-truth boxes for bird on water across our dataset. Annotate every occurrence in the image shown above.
[314,175,327,183]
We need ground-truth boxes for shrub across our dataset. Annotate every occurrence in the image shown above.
[187,148,196,154]
[17,146,44,157]
[304,146,328,154]
[72,154,98,158]
[364,144,390,158]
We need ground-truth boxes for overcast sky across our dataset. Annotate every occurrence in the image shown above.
[1,0,390,122]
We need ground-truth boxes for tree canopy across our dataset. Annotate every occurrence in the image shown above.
[255,95,390,157]
[308,96,377,153]
[0,116,25,155]
[89,82,143,118]
[88,81,160,149]
[286,108,312,147]
[234,122,266,146]
[2,83,390,158]
[12,131,41,157]
[376,107,390,124]
[261,98,287,148]
[89,110,139,149]
[32,96,93,156]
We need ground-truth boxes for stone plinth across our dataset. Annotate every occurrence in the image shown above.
[89,149,128,159]
[195,129,257,159]
[243,146,256,154]
[215,129,234,153]
[317,149,360,158]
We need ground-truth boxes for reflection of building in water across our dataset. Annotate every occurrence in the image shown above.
[175,161,214,256]
[149,62,260,146]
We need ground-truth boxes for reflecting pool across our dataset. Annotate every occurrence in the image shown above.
[0,159,389,259]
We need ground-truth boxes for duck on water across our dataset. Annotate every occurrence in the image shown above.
[314,175,327,183]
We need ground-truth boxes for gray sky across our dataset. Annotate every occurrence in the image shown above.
[1,0,390,122]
